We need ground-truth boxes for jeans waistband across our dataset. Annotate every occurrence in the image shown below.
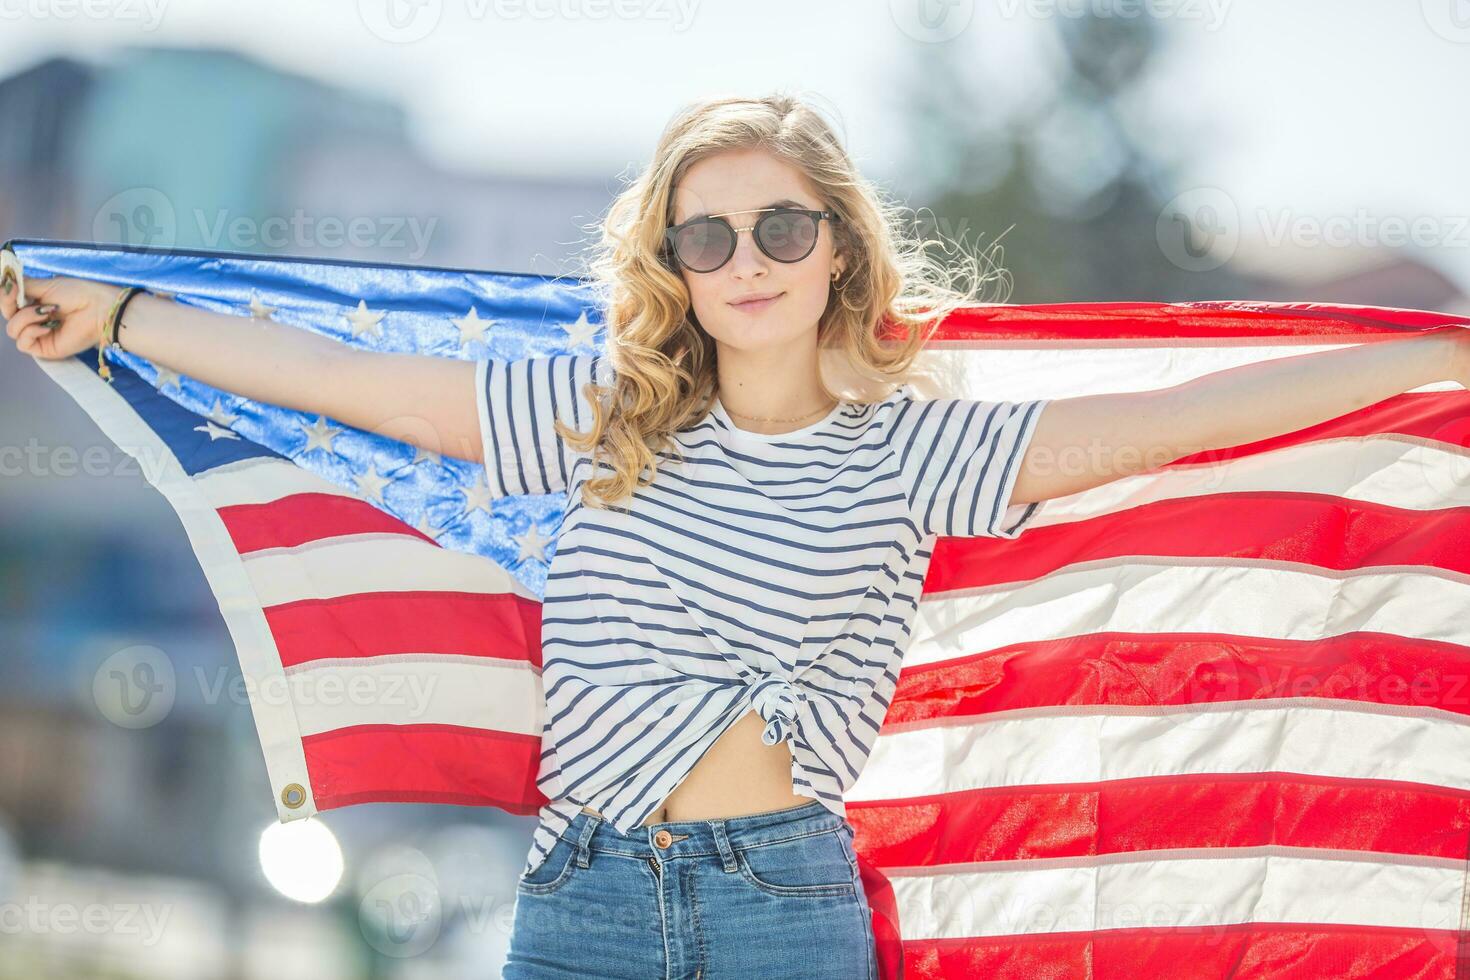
[560,800,845,864]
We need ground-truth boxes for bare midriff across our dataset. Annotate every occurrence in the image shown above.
[581,708,810,826]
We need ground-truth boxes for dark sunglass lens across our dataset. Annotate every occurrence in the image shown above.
[674,220,733,272]
[757,211,818,262]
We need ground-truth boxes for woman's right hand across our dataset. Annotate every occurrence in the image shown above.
[2,274,125,361]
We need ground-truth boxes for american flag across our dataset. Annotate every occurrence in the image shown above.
[11,237,1470,979]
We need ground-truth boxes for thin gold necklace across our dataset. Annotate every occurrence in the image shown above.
[722,396,838,424]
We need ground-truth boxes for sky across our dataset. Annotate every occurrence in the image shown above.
[2,0,1468,289]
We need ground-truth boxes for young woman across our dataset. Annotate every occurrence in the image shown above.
[4,93,1467,978]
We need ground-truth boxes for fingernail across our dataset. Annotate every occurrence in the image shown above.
[36,304,57,316]
[41,319,60,329]
[2,277,11,294]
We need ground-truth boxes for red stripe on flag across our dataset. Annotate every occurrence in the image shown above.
[303,723,546,814]
[927,302,1470,343]
[927,492,1470,591]
[846,773,1470,867]
[889,632,1470,724]
[220,491,430,553]
[265,590,543,669]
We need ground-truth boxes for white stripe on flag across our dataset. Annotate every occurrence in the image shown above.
[908,561,1470,668]
[285,654,544,737]
[916,343,1459,399]
[848,700,1470,801]
[886,846,1463,939]
[195,455,361,508]
[241,533,536,606]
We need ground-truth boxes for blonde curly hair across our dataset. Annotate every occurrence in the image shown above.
[559,90,1011,510]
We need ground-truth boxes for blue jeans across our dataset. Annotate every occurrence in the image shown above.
[502,800,879,979]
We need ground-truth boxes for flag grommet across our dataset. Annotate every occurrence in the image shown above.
[280,783,307,809]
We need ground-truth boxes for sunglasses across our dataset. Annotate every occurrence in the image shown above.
[663,207,842,274]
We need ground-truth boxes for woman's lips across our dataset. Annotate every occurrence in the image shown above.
[728,292,784,313]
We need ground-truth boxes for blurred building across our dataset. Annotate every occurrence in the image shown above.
[1232,239,1470,316]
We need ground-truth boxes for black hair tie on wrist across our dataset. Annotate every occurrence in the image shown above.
[109,286,148,352]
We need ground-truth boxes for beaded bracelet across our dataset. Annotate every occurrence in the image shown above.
[98,285,145,384]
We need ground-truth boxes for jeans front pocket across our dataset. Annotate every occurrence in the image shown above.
[516,835,580,896]
[735,826,857,898]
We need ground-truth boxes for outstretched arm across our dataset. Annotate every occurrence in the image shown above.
[1011,327,1468,506]
[113,292,484,462]
[4,281,485,463]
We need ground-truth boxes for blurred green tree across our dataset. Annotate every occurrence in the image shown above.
[892,10,1255,304]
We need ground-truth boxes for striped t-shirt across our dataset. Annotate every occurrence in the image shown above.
[473,352,1049,876]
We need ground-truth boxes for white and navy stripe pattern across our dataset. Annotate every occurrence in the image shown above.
[476,354,1049,877]
[475,353,613,497]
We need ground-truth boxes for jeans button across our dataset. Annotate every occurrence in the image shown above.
[653,829,673,848]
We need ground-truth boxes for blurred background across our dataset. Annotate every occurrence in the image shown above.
[1,1,1468,977]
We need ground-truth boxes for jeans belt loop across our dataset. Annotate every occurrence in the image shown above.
[575,811,600,869]
[710,820,738,873]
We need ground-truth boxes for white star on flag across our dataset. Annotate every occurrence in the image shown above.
[451,306,495,349]
[298,415,343,455]
[352,462,395,505]
[458,475,493,517]
[205,398,240,427]
[193,421,240,442]
[559,310,600,349]
[248,291,277,320]
[513,523,553,565]
[345,299,386,339]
